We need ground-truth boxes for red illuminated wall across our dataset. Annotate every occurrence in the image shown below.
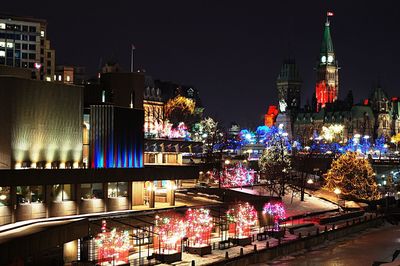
[264,105,278,127]
[316,81,337,110]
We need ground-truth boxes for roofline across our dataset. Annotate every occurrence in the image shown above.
[0,13,47,25]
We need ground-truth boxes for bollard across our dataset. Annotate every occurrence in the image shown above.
[252,234,255,242]
[352,219,355,225]
[346,221,349,227]
[192,260,195,266]
[266,241,269,248]
[307,232,310,237]
[225,251,229,259]
[254,244,257,252]
[298,232,301,239]
[364,216,367,222]
[370,214,373,220]
[324,225,327,232]
[213,242,216,250]
[240,247,244,256]
[332,224,335,230]
[278,238,281,245]
[316,228,319,235]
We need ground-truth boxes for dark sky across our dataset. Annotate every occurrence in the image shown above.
[3,1,400,128]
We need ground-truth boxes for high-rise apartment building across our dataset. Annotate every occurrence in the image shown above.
[0,14,55,81]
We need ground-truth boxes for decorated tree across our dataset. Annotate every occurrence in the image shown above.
[185,208,213,247]
[165,95,197,127]
[154,212,186,254]
[226,202,257,238]
[219,162,255,188]
[95,220,131,264]
[263,202,286,231]
[324,151,380,201]
[258,126,291,196]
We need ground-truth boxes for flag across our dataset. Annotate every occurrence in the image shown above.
[131,44,135,50]
[327,11,334,17]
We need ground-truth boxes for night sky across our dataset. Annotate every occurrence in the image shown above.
[3,1,400,128]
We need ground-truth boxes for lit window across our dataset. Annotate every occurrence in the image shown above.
[6,42,13,48]
[58,75,62,81]
[40,30,45,37]
[0,42,4,48]
[66,75,70,82]
[0,51,5,57]
[45,76,51,82]
[0,23,5,29]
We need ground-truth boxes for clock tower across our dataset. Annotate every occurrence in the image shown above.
[315,13,339,110]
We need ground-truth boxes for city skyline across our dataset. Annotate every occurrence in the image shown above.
[2,1,400,127]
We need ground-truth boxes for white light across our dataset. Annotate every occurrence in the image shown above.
[45,77,51,82]
[334,188,341,195]
[0,51,5,57]
[225,159,230,165]
[66,75,71,82]
[307,179,314,184]
[34,63,42,70]
[6,42,13,48]
[58,75,62,81]
[354,134,361,138]
[364,135,370,139]
[40,30,45,37]
[0,42,5,48]
[0,23,5,29]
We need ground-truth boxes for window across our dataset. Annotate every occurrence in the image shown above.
[29,35,36,42]
[0,42,5,48]
[40,40,44,46]
[107,182,128,198]
[22,53,27,59]
[14,34,20,40]
[15,43,20,49]
[14,25,21,31]
[0,23,5,29]
[22,43,28,50]
[66,75,71,82]
[47,52,51,58]
[29,44,36,50]
[22,62,28,68]
[28,62,34,68]
[22,35,28,41]
[28,53,36,60]
[0,51,5,57]
[80,183,103,199]
[29,26,36,32]
[15,51,20,58]
[40,30,45,37]
[52,184,74,201]
[40,48,44,54]
[40,57,44,63]
[6,42,13,48]
[0,187,10,206]
[16,186,43,203]
[47,60,51,66]
[22,25,28,31]
[15,59,20,67]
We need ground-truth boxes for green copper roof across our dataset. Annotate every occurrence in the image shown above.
[320,21,334,55]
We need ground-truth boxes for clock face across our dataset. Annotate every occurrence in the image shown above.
[328,55,334,63]
[321,56,327,63]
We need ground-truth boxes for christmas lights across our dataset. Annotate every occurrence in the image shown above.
[95,220,131,264]
[324,151,380,200]
[226,202,257,238]
[263,202,286,231]
[154,212,186,254]
[185,208,213,247]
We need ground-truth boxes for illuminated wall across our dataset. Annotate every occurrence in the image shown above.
[90,105,144,168]
[0,76,83,169]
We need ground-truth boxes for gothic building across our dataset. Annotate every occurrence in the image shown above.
[267,14,400,143]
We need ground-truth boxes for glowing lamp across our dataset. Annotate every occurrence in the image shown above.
[34,63,42,70]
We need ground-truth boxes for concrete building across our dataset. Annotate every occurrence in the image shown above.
[0,14,55,81]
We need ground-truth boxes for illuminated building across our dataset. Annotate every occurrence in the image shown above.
[0,14,55,81]
[315,14,339,110]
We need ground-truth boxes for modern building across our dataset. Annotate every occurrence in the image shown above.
[0,14,55,81]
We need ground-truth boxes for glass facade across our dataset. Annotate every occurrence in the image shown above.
[16,186,43,203]
[107,182,128,198]
[52,184,74,201]
[0,187,10,206]
[80,183,103,199]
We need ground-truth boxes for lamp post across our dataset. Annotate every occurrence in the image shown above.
[334,187,341,213]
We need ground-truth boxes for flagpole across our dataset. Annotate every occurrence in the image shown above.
[130,44,135,73]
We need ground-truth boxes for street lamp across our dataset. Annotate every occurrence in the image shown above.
[334,187,341,213]
[307,178,314,184]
